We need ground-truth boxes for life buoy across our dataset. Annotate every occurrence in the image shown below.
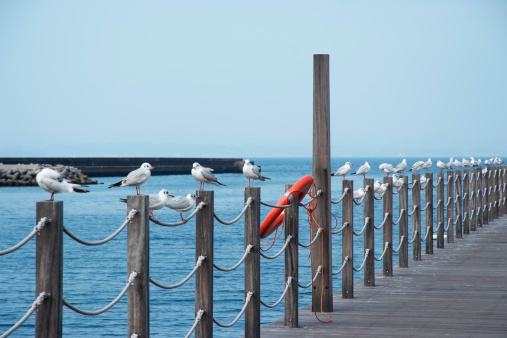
[260,175,315,238]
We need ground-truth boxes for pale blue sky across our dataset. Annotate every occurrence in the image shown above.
[1,1,506,158]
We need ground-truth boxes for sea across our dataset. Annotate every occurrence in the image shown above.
[0,157,460,337]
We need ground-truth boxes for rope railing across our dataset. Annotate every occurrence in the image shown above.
[331,188,349,204]
[332,221,349,234]
[392,209,405,225]
[445,197,452,208]
[299,265,321,288]
[64,210,136,246]
[408,231,419,244]
[445,218,452,232]
[0,292,47,338]
[421,226,431,242]
[433,177,442,188]
[184,309,205,338]
[260,277,292,308]
[353,194,366,205]
[150,202,206,226]
[333,256,349,275]
[214,245,253,272]
[433,199,442,209]
[408,179,417,189]
[353,217,370,236]
[374,242,389,261]
[260,199,294,209]
[353,249,370,272]
[0,217,50,256]
[150,256,205,289]
[408,205,418,216]
[299,228,321,247]
[392,236,405,253]
[300,190,322,206]
[453,215,461,225]
[260,236,292,259]
[214,197,253,225]
[420,201,431,211]
[373,213,389,230]
[444,175,452,185]
[63,271,137,316]
[214,291,254,327]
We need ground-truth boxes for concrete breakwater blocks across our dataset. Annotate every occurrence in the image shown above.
[0,163,98,187]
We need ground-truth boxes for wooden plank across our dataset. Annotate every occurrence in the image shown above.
[245,187,261,335]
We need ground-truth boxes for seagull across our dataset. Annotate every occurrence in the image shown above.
[191,162,226,190]
[395,159,407,173]
[331,162,353,180]
[166,193,197,222]
[374,180,382,194]
[494,157,501,165]
[392,174,404,189]
[243,159,270,187]
[353,187,365,200]
[119,189,173,217]
[108,162,154,195]
[454,159,464,169]
[353,162,370,178]
[421,158,432,172]
[36,168,89,201]
[410,160,424,172]
[420,175,428,186]
[470,157,479,167]
[436,160,448,171]
[376,183,388,198]
[484,159,492,166]
[477,159,482,167]
[462,158,471,167]
[447,157,454,170]
[379,163,400,176]
[482,167,488,175]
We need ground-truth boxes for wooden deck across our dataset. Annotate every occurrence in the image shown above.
[260,216,507,337]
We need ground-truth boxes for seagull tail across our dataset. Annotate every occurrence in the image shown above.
[119,198,127,203]
[108,181,122,189]
[218,181,227,187]
[73,187,89,193]
[262,176,271,181]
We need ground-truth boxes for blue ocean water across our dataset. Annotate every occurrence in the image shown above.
[0,157,447,337]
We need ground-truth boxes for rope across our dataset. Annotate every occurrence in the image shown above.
[0,217,50,256]
[64,210,136,246]
[260,277,292,308]
[463,192,468,200]
[184,309,205,338]
[299,228,321,247]
[259,199,294,209]
[213,197,253,225]
[408,180,417,189]
[453,215,461,225]
[432,177,442,188]
[333,256,349,275]
[392,210,404,225]
[260,236,292,259]
[214,245,253,272]
[408,231,419,244]
[374,242,389,261]
[353,217,370,236]
[150,202,206,226]
[469,191,475,200]
[0,292,47,338]
[373,213,389,230]
[420,201,431,211]
[332,221,349,234]
[445,197,452,208]
[150,256,205,289]
[421,226,431,242]
[433,199,442,209]
[353,194,366,205]
[445,218,452,232]
[444,175,452,186]
[301,190,322,206]
[299,266,321,288]
[214,291,254,327]
[331,188,349,204]
[63,271,137,316]
[353,249,370,272]
[392,236,405,253]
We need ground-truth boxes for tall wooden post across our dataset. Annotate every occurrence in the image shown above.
[412,174,421,260]
[364,178,375,284]
[425,173,433,254]
[494,168,500,219]
[484,171,490,225]
[478,170,484,228]
[312,54,333,311]
[463,169,470,234]
[455,171,463,239]
[245,187,261,335]
[342,180,353,298]
[488,170,494,222]
[195,190,214,338]
[127,195,150,337]
[35,201,63,338]
[436,172,445,248]
[383,176,393,276]
[399,176,409,267]
[470,170,477,231]
[447,171,454,243]
[283,185,298,329]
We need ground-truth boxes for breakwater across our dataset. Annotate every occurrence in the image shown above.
[0,164,97,186]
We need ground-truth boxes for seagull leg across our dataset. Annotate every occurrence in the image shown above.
[180,213,187,224]
[48,193,54,201]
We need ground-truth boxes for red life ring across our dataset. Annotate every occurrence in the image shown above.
[260,175,315,238]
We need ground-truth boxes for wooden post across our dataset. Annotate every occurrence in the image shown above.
[455,171,463,239]
[383,176,393,276]
[484,171,490,225]
[436,172,445,248]
[498,167,504,216]
[478,169,484,228]
[425,173,433,254]
[463,169,470,235]
[399,175,409,267]
[195,190,214,338]
[35,201,63,338]
[312,54,333,311]
[283,185,298,329]
[447,171,454,243]
[364,178,375,284]
[502,167,506,215]
[342,180,353,298]
[470,170,477,231]
[494,168,500,219]
[127,195,150,338]
[245,187,261,335]
[412,174,421,260]
[489,170,494,221]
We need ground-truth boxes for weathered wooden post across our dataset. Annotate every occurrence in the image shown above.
[470,170,477,231]
[283,185,298,329]
[412,174,421,260]
[399,175,409,267]
[499,167,504,216]
[342,180,353,298]
[364,178,375,284]
[463,169,470,235]
[312,53,333,311]
[484,171,490,225]
[502,167,506,215]
[383,176,393,276]
[425,173,433,254]
[455,171,463,239]
[245,187,261,335]
[494,168,499,219]
[488,170,494,221]
[127,195,150,337]
[195,190,214,338]
[436,172,445,248]
[447,171,454,243]
[478,169,484,228]
[36,201,63,338]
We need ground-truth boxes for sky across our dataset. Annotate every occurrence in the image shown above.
[1,1,506,159]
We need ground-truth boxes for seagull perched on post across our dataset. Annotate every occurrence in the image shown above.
[191,162,226,190]
[243,159,270,187]
[462,158,471,167]
[421,158,432,172]
[166,193,197,222]
[108,162,154,195]
[331,162,353,180]
[119,189,173,218]
[36,168,89,201]
[395,159,407,173]
[379,163,400,176]
[436,160,448,171]
[447,157,454,170]
[353,162,370,178]
[410,160,424,172]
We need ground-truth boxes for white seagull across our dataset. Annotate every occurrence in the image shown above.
[374,180,382,194]
[396,159,407,173]
[392,174,405,189]
[421,158,432,172]
[119,189,173,217]
[243,159,270,187]
[191,162,226,190]
[166,193,197,222]
[376,183,388,198]
[353,162,370,178]
[410,160,424,172]
[379,163,400,176]
[353,187,365,200]
[447,157,454,170]
[470,157,479,167]
[108,162,155,195]
[462,158,471,167]
[36,168,89,201]
[436,160,448,171]
[331,162,353,180]
[454,158,464,168]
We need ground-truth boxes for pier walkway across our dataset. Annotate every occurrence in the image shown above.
[261,217,507,337]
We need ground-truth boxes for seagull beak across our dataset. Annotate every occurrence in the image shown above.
[150,166,155,170]
[169,194,174,197]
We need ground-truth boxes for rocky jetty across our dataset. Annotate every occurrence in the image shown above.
[0,163,98,187]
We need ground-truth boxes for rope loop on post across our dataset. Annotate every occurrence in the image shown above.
[392,210,404,225]
[433,177,442,188]
[332,221,349,234]
[373,213,389,230]
[151,202,206,226]
[214,245,253,272]
[0,292,47,338]
[421,226,431,242]
[374,242,390,261]
[445,197,452,207]
[353,249,370,272]
[184,309,205,338]
[333,256,349,275]
[213,291,254,327]
[392,236,405,253]
[299,228,321,247]
[444,175,452,186]
[0,217,50,256]
[260,236,292,259]
[259,199,294,209]
[421,201,431,211]
[299,266,321,288]
[353,217,370,236]
[433,199,442,209]
[331,188,349,204]
[260,277,292,308]
[301,190,322,206]
[408,231,419,244]
[214,197,253,225]
[150,256,205,289]
[408,205,418,216]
